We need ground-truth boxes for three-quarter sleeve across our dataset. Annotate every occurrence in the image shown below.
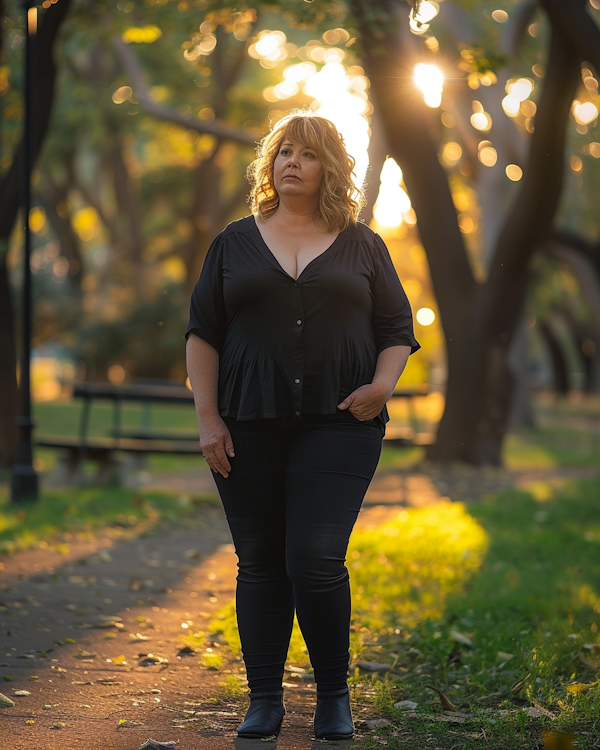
[184,233,226,353]
[370,233,421,355]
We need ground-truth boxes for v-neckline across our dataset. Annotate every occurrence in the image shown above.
[250,215,344,282]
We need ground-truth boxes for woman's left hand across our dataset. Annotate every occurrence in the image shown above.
[337,383,391,421]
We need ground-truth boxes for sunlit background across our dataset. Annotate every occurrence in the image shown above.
[2,0,599,415]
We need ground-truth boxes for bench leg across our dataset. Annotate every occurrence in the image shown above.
[47,448,82,488]
[119,453,149,488]
[95,452,122,486]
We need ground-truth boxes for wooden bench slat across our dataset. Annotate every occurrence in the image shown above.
[36,435,202,455]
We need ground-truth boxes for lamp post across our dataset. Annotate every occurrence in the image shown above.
[11,1,39,503]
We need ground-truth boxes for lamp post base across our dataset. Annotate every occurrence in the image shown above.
[11,464,39,503]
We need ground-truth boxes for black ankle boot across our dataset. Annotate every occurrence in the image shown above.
[313,688,354,740]
[237,691,285,738]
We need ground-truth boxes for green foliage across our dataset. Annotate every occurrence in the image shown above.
[0,485,212,554]
[349,503,489,632]
[505,426,600,469]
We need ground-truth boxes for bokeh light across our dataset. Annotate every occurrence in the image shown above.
[505,164,523,181]
[409,0,440,35]
[478,146,497,167]
[572,100,599,126]
[416,307,436,326]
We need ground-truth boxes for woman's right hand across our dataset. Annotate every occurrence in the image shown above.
[199,415,235,478]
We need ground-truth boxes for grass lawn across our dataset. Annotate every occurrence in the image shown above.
[0,487,218,556]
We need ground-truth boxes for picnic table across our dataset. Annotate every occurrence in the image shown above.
[36,381,433,484]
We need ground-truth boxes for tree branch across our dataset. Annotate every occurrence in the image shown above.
[485,13,582,336]
[539,0,600,74]
[112,38,255,147]
[0,0,74,242]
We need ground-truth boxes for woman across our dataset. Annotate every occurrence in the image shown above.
[185,112,419,740]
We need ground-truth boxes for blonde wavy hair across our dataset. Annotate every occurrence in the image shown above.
[246,112,364,233]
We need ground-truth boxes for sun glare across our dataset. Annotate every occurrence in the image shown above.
[301,62,371,189]
[414,63,444,108]
[373,157,412,228]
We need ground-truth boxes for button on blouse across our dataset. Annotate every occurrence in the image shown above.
[185,215,420,429]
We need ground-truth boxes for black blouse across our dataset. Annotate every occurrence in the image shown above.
[185,215,420,430]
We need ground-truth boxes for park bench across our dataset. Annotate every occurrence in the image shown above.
[36,381,433,485]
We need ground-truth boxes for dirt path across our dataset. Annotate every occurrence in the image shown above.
[2,459,598,749]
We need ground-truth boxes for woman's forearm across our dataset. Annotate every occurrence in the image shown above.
[185,334,221,422]
[371,345,411,398]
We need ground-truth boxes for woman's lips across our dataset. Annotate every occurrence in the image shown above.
[283,174,300,180]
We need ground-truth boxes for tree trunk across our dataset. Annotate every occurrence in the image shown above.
[352,0,582,464]
[0,0,72,467]
[108,135,145,265]
[508,316,536,428]
[38,177,84,290]
[433,19,580,463]
[538,320,570,395]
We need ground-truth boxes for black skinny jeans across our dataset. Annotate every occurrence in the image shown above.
[212,412,383,695]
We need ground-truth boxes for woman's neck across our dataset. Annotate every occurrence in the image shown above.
[266,200,327,232]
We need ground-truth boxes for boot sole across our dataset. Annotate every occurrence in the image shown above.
[315,732,354,740]
[237,716,284,739]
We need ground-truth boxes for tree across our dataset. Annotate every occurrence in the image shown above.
[0,0,73,466]
[350,0,597,464]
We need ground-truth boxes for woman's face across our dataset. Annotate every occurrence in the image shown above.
[272,137,324,202]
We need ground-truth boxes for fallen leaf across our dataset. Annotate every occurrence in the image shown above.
[93,616,123,629]
[366,718,392,729]
[529,703,557,719]
[108,655,127,665]
[25,719,35,724]
[426,686,457,711]
[52,722,66,729]
[75,650,96,659]
[394,700,418,710]
[0,693,16,707]
[497,651,514,661]
[449,630,473,647]
[129,633,150,641]
[28,675,39,681]
[579,653,598,669]
[566,682,595,695]
[12,690,31,696]
[139,654,168,666]
[355,661,392,672]
[511,675,530,695]
[542,730,575,749]
[184,549,201,559]
[137,740,177,749]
